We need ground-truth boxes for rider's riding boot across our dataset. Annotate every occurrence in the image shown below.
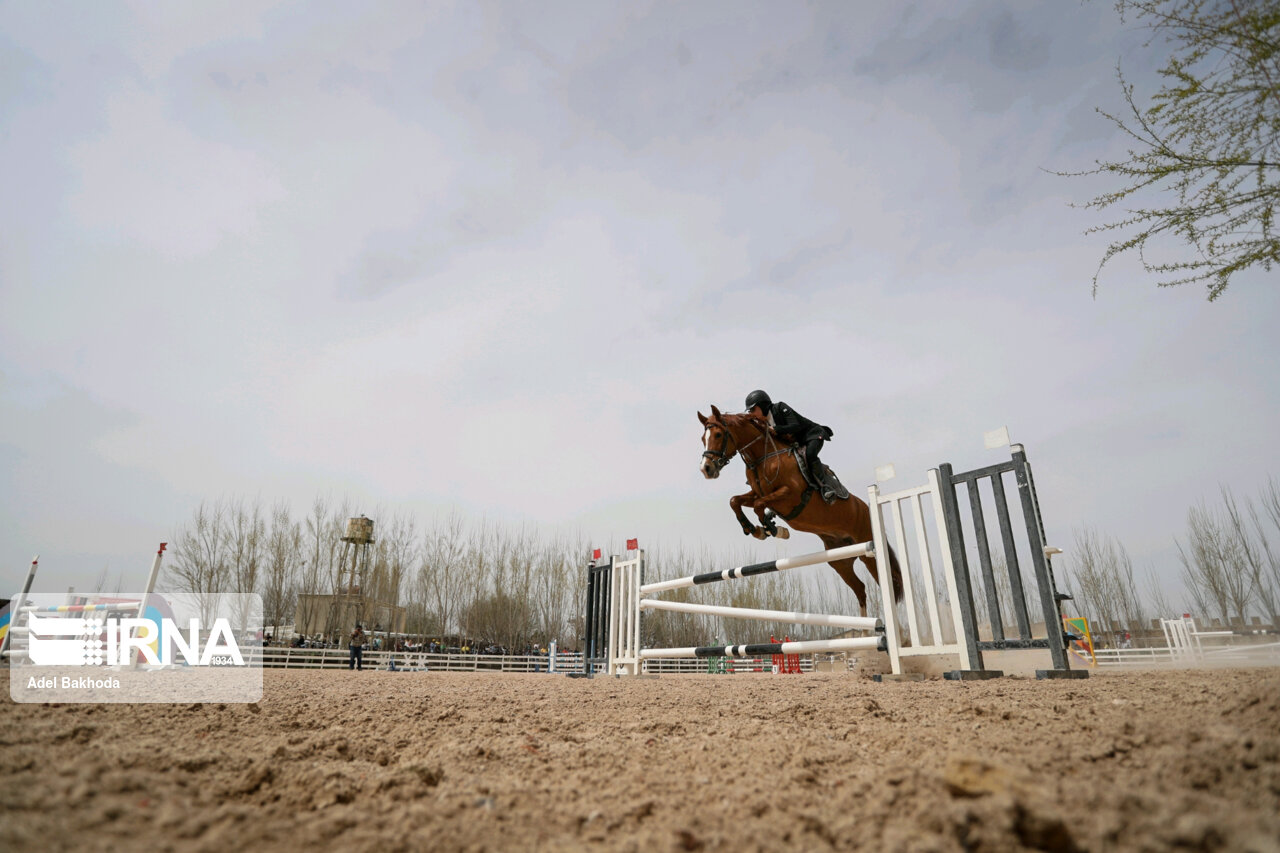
[810,458,837,502]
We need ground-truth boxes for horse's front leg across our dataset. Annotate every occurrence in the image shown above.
[750,503,788,539]
[753,484,796,516]
[752,485,798,539]
[729,490,767,538]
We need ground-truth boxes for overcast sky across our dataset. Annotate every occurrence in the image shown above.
[2,1,1277,607]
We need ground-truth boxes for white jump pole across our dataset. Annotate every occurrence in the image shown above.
[641,635,884,659]
[641,541,874,595]
[638,598,879,631]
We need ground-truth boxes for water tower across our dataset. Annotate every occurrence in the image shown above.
[335,515,375,632]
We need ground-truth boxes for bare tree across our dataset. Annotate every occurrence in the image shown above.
[321,498,356,638]
[294,495,335,640]
[1177,500,1251,626]
[262,500,303,640]
[1249,477,1280,628]
[1221,485,1278,628]
[366,510,415,635]
[530,535,575,649]
[226,497,265,597]
[168,500,230,595]
[418,511,468,643]
[486,522,536,651]
[1145,566,1175,623]
[1066,527,1146,639]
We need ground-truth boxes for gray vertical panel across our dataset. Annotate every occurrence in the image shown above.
[937,463,984,670]
[586,558,613,675]
[967,479,1005,641]
[1012,447,1070,672]
[990,473,1032,640]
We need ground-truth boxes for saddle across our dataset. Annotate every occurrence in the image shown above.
[793,447,850,503]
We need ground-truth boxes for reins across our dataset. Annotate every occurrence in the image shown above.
[706,416,788,486]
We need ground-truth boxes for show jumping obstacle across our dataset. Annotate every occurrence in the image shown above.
[0,543,167,664]
[584,438,1086,681]
[604,542,886,677]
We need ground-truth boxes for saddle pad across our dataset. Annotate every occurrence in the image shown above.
[791,448,851,501]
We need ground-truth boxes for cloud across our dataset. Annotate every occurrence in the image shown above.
[66,89,286,257]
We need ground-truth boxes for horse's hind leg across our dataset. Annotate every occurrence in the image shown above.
[821,534,868,616]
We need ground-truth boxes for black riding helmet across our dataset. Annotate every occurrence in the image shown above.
[744,389,772,414]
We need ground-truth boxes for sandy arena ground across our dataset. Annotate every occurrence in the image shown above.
[2,667,1278,852]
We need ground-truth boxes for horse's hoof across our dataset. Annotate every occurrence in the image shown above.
[775,527,790,540]
[751,528,768,540]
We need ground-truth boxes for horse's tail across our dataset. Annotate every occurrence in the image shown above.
[886,543,905,603]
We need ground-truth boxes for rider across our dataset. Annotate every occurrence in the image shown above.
[744,390,837,501]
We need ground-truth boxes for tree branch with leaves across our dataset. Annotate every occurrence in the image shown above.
[1065,0,1280,299]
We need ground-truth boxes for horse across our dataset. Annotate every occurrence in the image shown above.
[697,404,904,617]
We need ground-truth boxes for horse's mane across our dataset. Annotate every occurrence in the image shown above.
[717,410,774,437]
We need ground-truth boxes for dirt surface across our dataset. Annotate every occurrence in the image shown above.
[2,668,1279,852]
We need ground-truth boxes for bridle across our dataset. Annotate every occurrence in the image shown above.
[701,422,742,475]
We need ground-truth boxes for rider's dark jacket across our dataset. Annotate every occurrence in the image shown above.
[770,402,833,445]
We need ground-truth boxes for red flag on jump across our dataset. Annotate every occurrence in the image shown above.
[626,538,638,551]
[592,548,602,561]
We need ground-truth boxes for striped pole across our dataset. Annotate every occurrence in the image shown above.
[20,603,143,613]
[640,541,874,594]
[638,598,880,631]
[640,635,885,659]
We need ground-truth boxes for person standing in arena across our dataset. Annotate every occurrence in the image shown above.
[349,624,366,671]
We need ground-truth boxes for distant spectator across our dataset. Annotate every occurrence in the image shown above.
[349,624,366,671]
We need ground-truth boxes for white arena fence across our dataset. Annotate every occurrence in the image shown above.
[260,648,580,672]
[255,648,823,673]
[1092,617,1280,669]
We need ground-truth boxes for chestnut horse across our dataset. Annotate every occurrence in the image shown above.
[697,404,903,617]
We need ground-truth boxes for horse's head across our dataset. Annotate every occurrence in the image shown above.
[698,404,736,479]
